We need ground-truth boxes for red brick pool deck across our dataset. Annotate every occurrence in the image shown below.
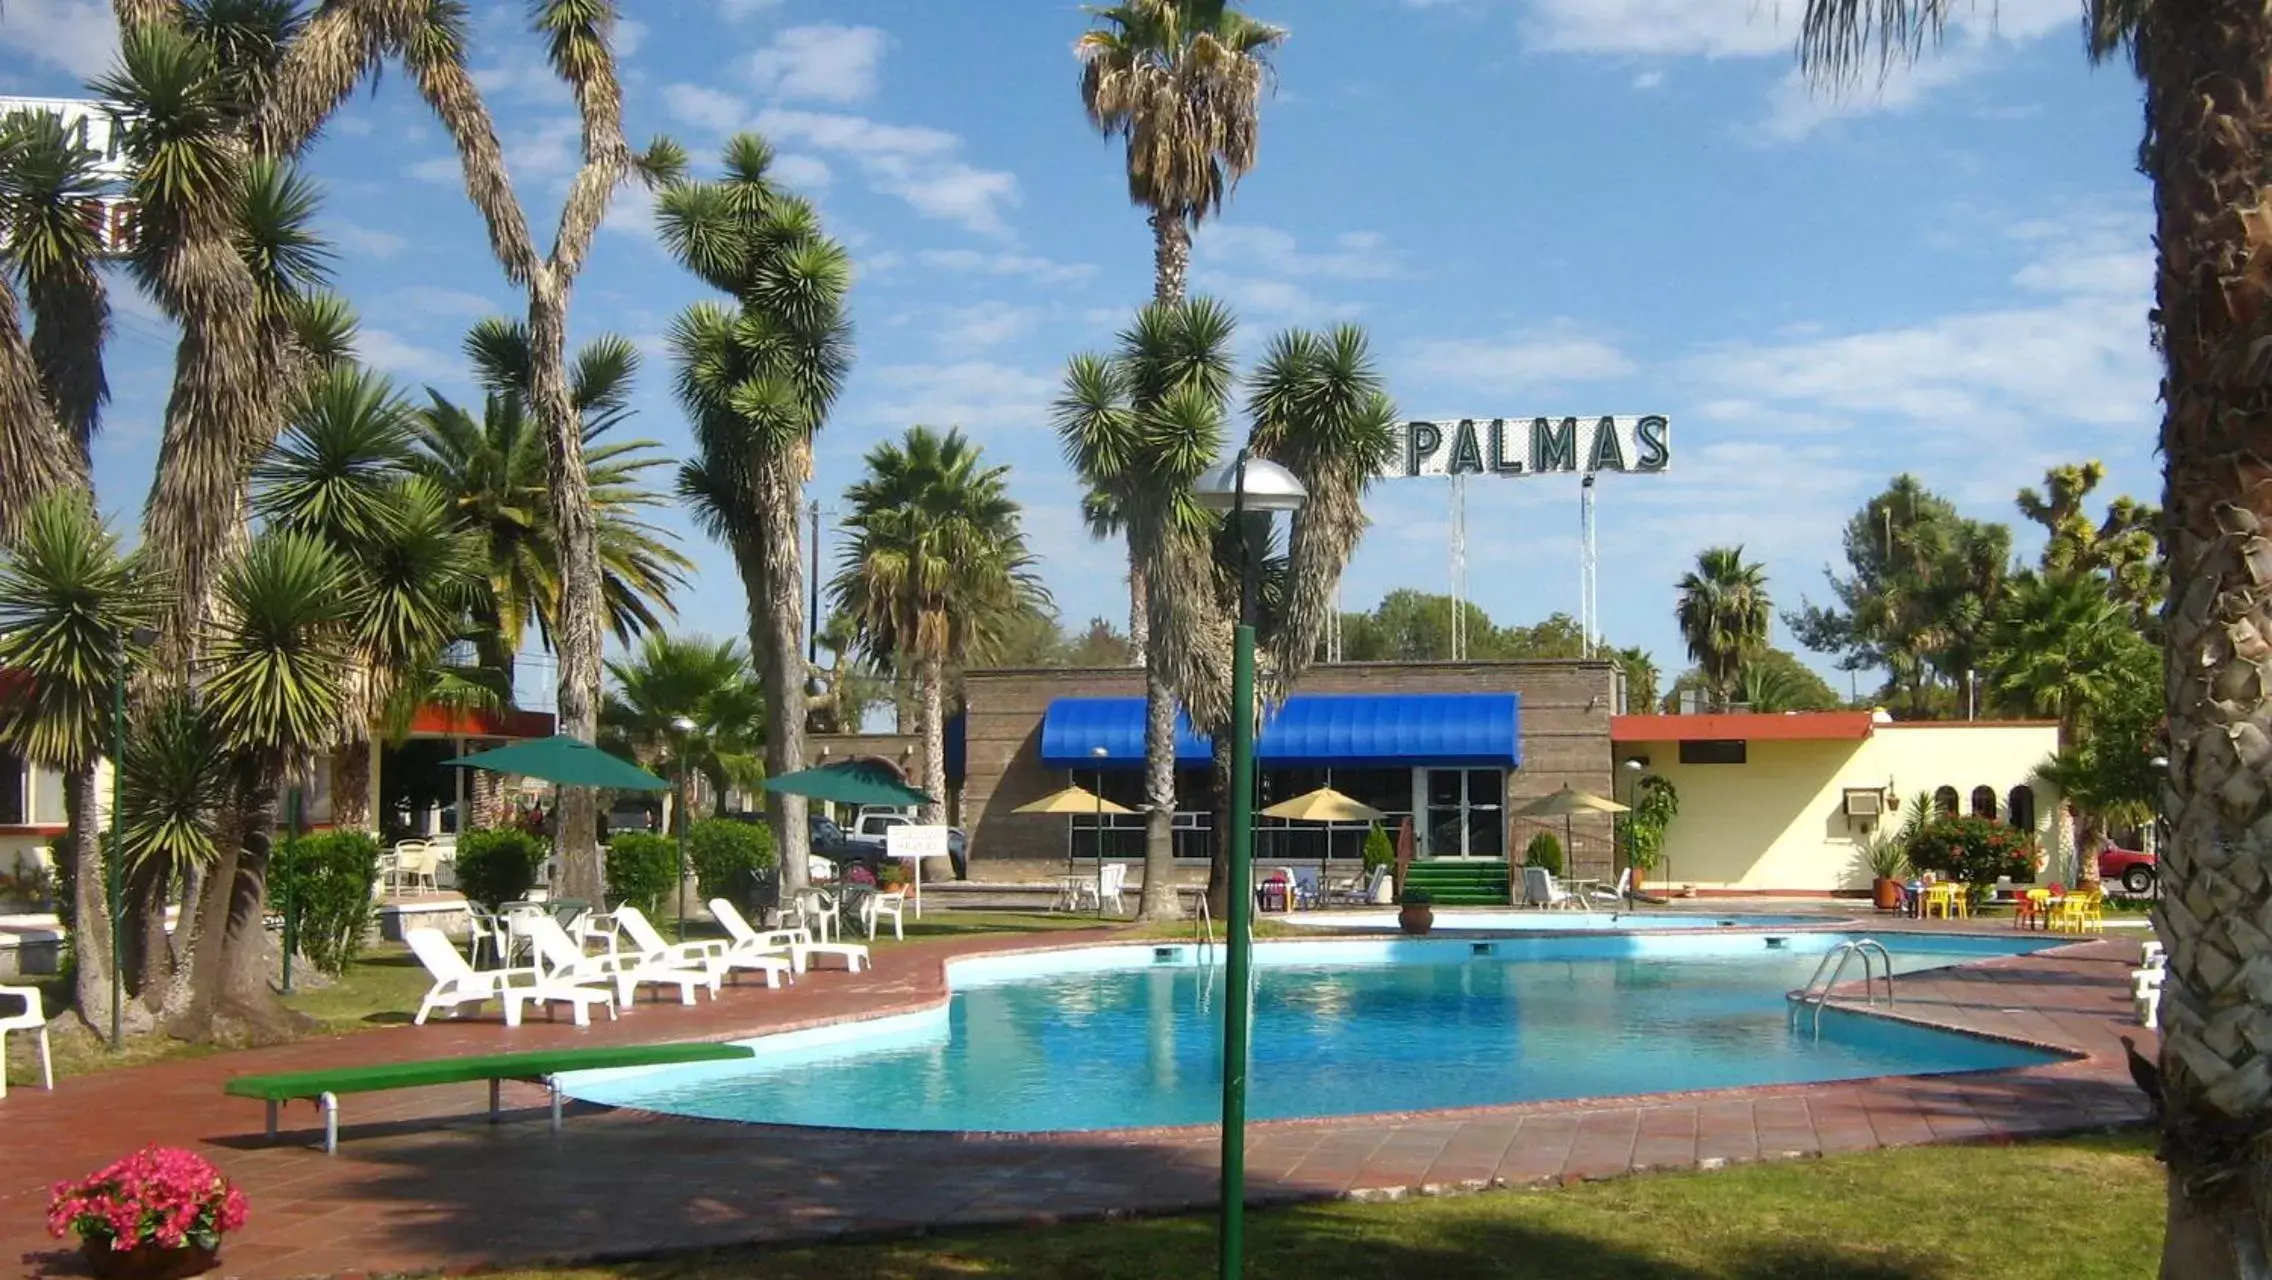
[2,922,2155,1279]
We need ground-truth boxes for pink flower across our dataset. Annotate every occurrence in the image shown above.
[46,1146,248,1248]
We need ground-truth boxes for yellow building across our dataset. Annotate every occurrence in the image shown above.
[1612,712,2063,894]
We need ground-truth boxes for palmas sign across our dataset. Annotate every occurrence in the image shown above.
[1382,416,1672,478]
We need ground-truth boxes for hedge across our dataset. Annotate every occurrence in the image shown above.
[454,827,547,910]
[273,830,382,975]
[604,832,679,918]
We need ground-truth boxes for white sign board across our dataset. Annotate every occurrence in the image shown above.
[0,97,132,181]
[885,824,949,860]
[1381,416,1671,478]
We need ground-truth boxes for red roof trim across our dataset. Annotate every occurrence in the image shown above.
[405,705,556,739]
[1611,712,1877,744]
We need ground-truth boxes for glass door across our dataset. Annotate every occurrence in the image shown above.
[1423,767,1507,858]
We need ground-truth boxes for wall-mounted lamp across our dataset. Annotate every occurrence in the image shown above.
[1620,756,1649,771]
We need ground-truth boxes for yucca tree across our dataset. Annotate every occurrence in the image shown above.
[658,134,855,898]
[1055,298,1239,919]
[415,321,690,689]
[1081,489,1146,664]
[1077,0,1287,304]
[396,0,679,902]
[0,108,112,518]
[1675,547,1770,711]
[1790,7,2264,1270]
[833,427,1051,826]
[0,496,164,1031]
[601,633,766,827]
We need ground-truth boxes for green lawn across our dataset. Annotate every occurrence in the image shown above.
[482,1131,2162,1280]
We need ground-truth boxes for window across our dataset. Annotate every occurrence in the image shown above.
[1259,766,1415,863]
[2007,785,2037,832]
[1677,739,1747,765]
[30,766,63,825]
[0,749,22,825]
[1970,786,1998,819]
[1933,786,1959,817]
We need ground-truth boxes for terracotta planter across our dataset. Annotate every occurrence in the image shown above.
[1873,877,1904,911]
[1398,903,1433,936]
[81,1240,220,1280]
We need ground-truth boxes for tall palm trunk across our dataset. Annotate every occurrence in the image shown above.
[0,282,78,532]
[2144,6,2272,1277]
[63,767,114,1033]
[918,649,946,827]
[1149,212,1190,305]
[757,458,811,895]
[332,739,373,831]
[1128,555,1148,664]
[529,279,605,902]
[1135,552,1183,919]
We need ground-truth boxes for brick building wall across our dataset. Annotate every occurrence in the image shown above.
[961,660,1618,881]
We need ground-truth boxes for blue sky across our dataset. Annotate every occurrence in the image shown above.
[1,0,2155,704]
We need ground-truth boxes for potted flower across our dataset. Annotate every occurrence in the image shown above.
[1858,832,1909,911]
[1398,887,1434,936]
[48,1146,248,1279]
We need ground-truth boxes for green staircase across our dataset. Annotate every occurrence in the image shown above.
[1402,860,1513,907]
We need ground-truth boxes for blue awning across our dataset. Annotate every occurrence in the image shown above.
[1039,693,1520,769]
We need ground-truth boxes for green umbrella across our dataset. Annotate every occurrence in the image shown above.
[764,759,935,806]
[442,735,670,791]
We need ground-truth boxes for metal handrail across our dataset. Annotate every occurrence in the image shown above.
[1194,891,1216,965]
[1790,939,1895,1038]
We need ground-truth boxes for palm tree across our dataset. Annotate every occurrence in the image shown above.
[0,496,164,1031]
[1081,488,1146,664]
[1077,0,1287,304]
[396,0,678,901]
[832,428,1051,826]
[0,107,112,516]
[1054,299,1239,918]
[1983,572,2153,744]
[1675,547,1770,711]
[1613,646,1659,713]
[1794,6,2262,1267]
[657,134,855,898]
[601,634,766,826]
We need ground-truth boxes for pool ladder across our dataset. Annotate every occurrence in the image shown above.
[1193,892,1216,965]
[1788,939,1894,1038]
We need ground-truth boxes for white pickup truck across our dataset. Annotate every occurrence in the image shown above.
[846,809,969,876]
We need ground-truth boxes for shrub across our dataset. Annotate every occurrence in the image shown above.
[1906,816,2035,891]
[689,817,775,904]
[48,1145,249,1254]
[272,831,381,975]
[453,827,547,910]
[1360,824,1394,872]
[1523,830,1564,875]
[1400,887,1433,906]
[604,832,679,917]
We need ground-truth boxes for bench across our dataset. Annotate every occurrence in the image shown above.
[222,1041,755,1153]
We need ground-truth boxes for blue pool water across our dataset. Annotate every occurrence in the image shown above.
[562,934,2064,1133]
[1288,910,1836,932]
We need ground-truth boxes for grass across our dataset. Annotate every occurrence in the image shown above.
[477,1130,2162,1280]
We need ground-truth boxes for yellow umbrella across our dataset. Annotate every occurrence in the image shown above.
[1516,785,1629,882]
[1261,787,1388,903]
[1015,785,1135,915]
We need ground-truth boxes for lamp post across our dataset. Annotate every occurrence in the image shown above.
[671,715,698,942]
[1091,745,1110,917]
[106,625,156,1053]
[1192,449,1307,1280]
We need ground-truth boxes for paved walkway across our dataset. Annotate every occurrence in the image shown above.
[3,923,2154,1279]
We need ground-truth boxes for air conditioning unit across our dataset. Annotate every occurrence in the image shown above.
[1842,788,1885,819]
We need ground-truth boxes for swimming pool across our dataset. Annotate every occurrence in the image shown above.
[561,933,2065,1134]
[1286,909,1839,932]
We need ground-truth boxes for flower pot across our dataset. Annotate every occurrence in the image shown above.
[1873,876,1904,911]
[1398,904,1433,936]
[82,1241,219,1280]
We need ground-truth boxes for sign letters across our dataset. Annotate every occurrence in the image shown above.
[1381,415,1671,479]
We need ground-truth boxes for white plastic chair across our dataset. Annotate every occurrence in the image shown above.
[464,906,502,968]
[390,842,436,895]
[1522,865,1580,910]
[614,904,792,988]
[1288,868,1322,910]
[404,927,614,1028]
[786,887,842,943]
[710,897,869,973]
[854,888,906,941]
[1097,862,1130,915]
[1589,868,1633,908]
[0,983,53,1098]
[523,914,716,1007]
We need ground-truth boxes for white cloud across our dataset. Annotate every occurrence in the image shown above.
[502,117,584,183]
[719,0,783,20]
[1404,324,1637,393]
[356,330,459,382]
[858,362,1057,431]
[1193,224,1401,279]
[0,0,117,78]
[328,221,408,259]
[1191,272,1360,323]
[663,83,747,133]
[753,109,958,159]
[930,302,1042,355]
[615,17,649,59]
[381,286,500,321]
[1631,70,1665,90]
[756,109,1017,236]
[746,25,887,105]
[771,153,834,190]
[918,249,1097,285]
[408,155,462,185]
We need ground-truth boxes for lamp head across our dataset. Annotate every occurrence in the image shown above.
[671,715,697,733]
[1621,758,1646,771]
[1090,746,1110,759]
[1192,454,1307,515]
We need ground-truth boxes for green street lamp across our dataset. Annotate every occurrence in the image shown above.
[1192,448,1307,1280]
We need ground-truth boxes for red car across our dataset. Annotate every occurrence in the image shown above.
[2098,847,2157,895]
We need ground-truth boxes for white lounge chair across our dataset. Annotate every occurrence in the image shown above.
[614,904,793,989]
[523,915,717,1007]
[1589,868,1633,908]
[404,927,615,1028]
[710,897,870,973]
[1522,865,1581,910]
[0,982,53,1098]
